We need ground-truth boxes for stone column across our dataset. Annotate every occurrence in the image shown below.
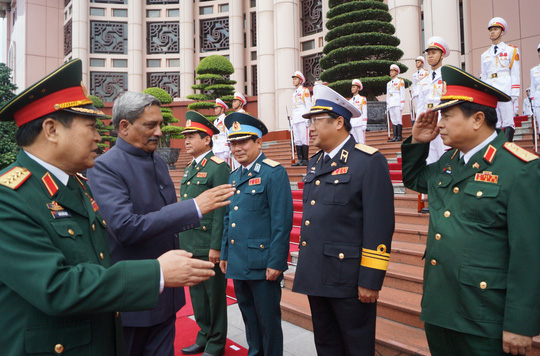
[71,0,89,85]
[273,0,299,131]
[256,1,276,129]
[127,0,143,91]
[180,0,194,100]
[230,1,244,93]
[423,0,461,67]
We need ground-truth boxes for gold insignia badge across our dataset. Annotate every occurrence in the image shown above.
[186,120,192,127]
[232,121,241,132]
[331,162,337,167]
[46,201,64,211]
[472,162,480,169]
[340,149,349,163]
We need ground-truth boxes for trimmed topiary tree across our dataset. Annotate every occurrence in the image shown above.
[320,0,409,100]
[0,63,19,169]
[89,95,116,152]
[143,87,184,147]
[187,55,236,120]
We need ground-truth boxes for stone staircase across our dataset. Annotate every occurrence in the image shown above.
[168,121,540,355]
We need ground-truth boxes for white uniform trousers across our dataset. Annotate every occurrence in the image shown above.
[496,100,515,128]
[388,107,402,125]
[293,121,310,146]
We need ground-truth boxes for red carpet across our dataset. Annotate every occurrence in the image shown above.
[174,285,247,356]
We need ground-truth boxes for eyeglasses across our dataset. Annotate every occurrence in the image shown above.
[307,116,332,125]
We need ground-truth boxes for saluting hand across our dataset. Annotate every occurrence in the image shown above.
[412,109,440,144]
[158,250,215,287]
[358,286,379,303]
[194,184,235,215]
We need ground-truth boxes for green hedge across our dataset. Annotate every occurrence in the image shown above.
[329,0,383,8]
[327,9,392,30]
[327,1,388,18]
[326,21,395,42]
[187,101,215,110]
[88,95,105,108]
[323,33,400,54]
[321,46,404,68]
[143,87,173,104]
[205,84,236,92]
[321,60,407,81]
[186,93,213,101]
[195,73,224,81]
[197,55,235,75]
[191,84,208,91]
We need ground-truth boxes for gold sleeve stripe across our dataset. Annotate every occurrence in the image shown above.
[360,246,390,271]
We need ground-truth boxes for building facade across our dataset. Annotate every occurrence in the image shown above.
[2,0,539,132]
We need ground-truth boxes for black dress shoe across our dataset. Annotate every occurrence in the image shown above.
[181,344,205,355]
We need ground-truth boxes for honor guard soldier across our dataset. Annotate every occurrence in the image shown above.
[481,17,521,141]
[179,111,230,356]
[349,79,368,144]
[530,43,540,140]
[220,112,293,356]
[402,65,540,356]
[291,71,313,166]
[292,84,395,356]
[213,98,231,163]
[232,92,247,113]
[386,64,405,141]
[523,88,533,117]
[0,60,218,355]
[418,36,451,164]
[411,56,429,124]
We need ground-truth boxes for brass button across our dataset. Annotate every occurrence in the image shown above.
[197,181,200,185]
[187,181,191,185]
[334,179,339,184]
[315,180,320,185]
[305,220,310,226]
[92,224,96,231]
[234,206,238,210]
[431,259,437,266]
[438,181,442,186]
[453,187,459,193]
[252,189,256,193]
[476,191,483,197]
[231,239,235,244]
[115,311,120,317]
[100,252,104,260]
[435,233,441,240]
[444,211,451,218]
[102,219,107,226]
[302,241,307,246]
[183,193,187,197]
[202,226,207,231]
[311,200,315,205]
[259,244,264,249]
[338,253,344,259]
[236,190,241,194]
[54,344,64,353]
[231,223,236,227]
[196,167,200,170]
[479,281,487,289]
[68,229,74,236]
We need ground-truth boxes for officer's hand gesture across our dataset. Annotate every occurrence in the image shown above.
[358,286,379,303]
[412,109,439,143]
[219,260,227,274]
[502,331,532,355]
[194,184,235,215]
[158,250,215,287]
[266,268,282,281]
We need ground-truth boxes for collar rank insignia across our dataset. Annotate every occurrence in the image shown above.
[443,164,452,175]
[331,167,348,175]
[249,177,261,185]
[85,192,99,212]
[475,171,498,183]
[197,172,207,178]
[254,163,261,173]
[47,201,64,211]
[483,145,497,163]
[42,172,59,197]
[340,149,349,163]
[201,158,207,167]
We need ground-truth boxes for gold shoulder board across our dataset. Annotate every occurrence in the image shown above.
[0,167,31,190]
[210,156,225,164]
[355,143,379,155]
[504,142,538,162]
[263,158,280,167]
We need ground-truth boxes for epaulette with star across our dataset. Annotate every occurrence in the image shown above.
[355,143,379,155]
[0,167,31,190]
[263,158,280,167]
[504,142,538,162]
[210,156,225,164]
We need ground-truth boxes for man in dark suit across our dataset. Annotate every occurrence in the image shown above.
[179,111,230,356]
[88,92,235,356]
[220,112,293,356]
[401,65,540,355]
[292,84,395,356]
[0,60,221,356]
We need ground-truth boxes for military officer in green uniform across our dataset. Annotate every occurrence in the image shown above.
[0,59,220,356]
[219,112,293,356]
[401,65,540,355]
[179,111,230,356]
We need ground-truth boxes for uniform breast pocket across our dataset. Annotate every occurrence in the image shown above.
[25,321,91,355]
[244,184,266,210]
[483,56,494,71]
[322,243,360,286]
[458,266,507,323]
[321,174,351,205]
[428,175,453,211]
[460,182,500,226]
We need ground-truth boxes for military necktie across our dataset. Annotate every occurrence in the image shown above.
[323,155,331,167]
[432,71,436,80]
[494,45,498,54]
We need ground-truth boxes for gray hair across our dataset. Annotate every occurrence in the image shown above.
[111,91,161,129]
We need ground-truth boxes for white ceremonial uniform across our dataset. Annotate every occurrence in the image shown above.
[386,77,405,125]
[291,86,312,145]
[412,68,429,120]
[523,97,533,117]
[418,68,450,164]
[349,94,368,144]
[213,113,230,162]
[531,64,540,132]
[481,42,521,128]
